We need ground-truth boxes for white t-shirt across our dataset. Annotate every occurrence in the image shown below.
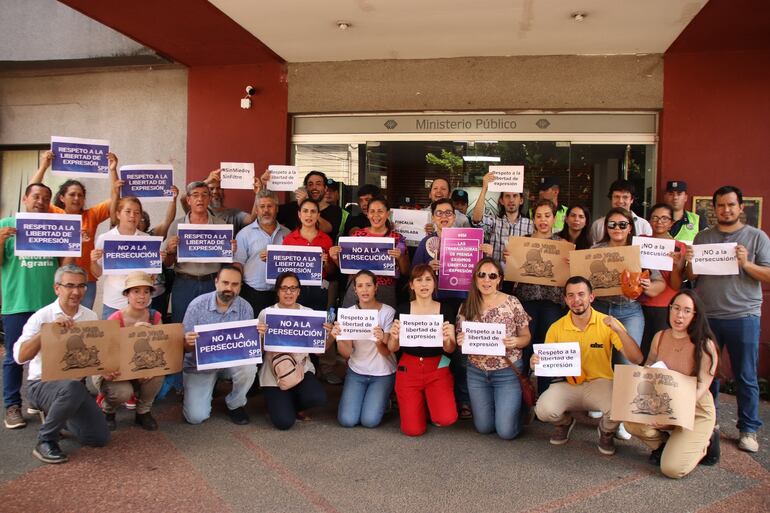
[96,227,162,309]
[346,304,397,377]
[14,300,98,381]
[257,303,317,388]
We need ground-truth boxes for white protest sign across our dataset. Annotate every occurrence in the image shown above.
[461,321,505,356]
[691,243,739,275]
[533,343,581,377]
[391,209,431,247]
[267,165,301,192]
[487,165,524,193]
[220,162,255,190]
[632,236,675,271]
[398,314,443,348]
[337,308,378,341]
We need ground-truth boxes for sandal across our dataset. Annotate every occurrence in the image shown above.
[459,405,473,420]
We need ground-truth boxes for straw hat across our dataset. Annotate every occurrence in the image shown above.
[122,271,156,295]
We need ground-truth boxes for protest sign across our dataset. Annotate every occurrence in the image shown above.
[41,321,120,381]
[439,227,484,291]
[398,314,443,348]
[177,224,233,263]
[119,165,174,202]
[118,324,184,380]
[336,308,378,341]
[102,236,163,275]
[505,236,574,286]
[263,308,327,354]
[533,343,581,377]
[611,364,697,431]
[569,245,641,297]
[338,236,396,276]
[267,165,301,192]
[14,213,82,257]
[691,243,739,275]
[51,136,110,177]
[220,162,255,190]
[487,165,524,193]
[461,321,506,356]
[391,209,431,247]
[632,236,675,271]
[194,319,262,371]
[266,245,323,286]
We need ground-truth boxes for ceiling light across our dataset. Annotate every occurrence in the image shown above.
[336,21,352,30]
[571,12,587,22]
[462,156,501,162]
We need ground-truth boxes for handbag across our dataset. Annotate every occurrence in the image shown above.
[271,353,306,391]
[505,357,537,408]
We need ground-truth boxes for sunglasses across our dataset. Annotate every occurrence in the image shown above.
[607,220,630,230]
[476,271,500,280]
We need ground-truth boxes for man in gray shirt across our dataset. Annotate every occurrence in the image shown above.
[686,185,770,454]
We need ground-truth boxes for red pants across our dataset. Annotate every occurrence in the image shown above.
[395,353,458,436]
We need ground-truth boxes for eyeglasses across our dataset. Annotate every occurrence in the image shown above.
[670,304,695,316]
[476,271,500,280]
[607,221,630,230]
[278,285,300,292]
[651,215,672,223]
[434,210,455,218]
[189,192,210,199]
[57,283,88,290]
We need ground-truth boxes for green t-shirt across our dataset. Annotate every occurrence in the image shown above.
[1,216,58,314]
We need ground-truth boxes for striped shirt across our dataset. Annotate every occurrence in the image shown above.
[477,213,533,266]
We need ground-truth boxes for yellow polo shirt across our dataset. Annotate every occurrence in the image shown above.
[544,308,624,382]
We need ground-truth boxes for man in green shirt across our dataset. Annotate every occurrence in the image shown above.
[0,183,59,430]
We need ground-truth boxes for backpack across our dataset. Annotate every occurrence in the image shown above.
[271,353,306,391]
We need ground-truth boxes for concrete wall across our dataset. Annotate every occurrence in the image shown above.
[288,54,663,113]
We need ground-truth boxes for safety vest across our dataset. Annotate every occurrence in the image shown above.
[553,205,568,233]
[672,211,700,243]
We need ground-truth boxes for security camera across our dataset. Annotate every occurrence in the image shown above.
[245,86,256,96]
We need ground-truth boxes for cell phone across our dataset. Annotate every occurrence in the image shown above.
[327,307,336,323]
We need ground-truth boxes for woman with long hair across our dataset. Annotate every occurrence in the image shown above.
[388,264,458,436]
[457,257,531,440]
[557,205,592,250]
[625,290,719,479]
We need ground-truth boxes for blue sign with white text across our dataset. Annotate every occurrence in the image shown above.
[263,308,327,354]
[194,320,262,370]
[51,136,109,177]
[120,166,174,201]
[177,224,233,263]
[102,237,162,275]
[265,245,323,286]
[338,237,396,276]
[14,213,82,257]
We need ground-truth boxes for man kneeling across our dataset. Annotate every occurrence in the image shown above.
[533,276,642,455]
[13,265,109,464]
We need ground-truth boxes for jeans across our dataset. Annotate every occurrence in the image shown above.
[27,380,110,445]
[466,360,524,440]
[708,316,762,433]
[262,372,327,430]
[337,368,395,428]
[171,276,215,323]
[521,300,565,394]
[82,280,97,310]
[593,300,644,364]
[182,365,257,424]
[2,312,33,408]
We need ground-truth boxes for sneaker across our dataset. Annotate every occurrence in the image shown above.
[4,405,26,429]
[33,441,68,464]
[615,422,632,440]
[738,432,759,453]
[95,393,105,410]
[700,428,721,466]
[587,410,603,419]
[228,407,250,425]
[598,427,616,455]
[134,412,158,431]
[105,412,117,431]
[124,394,137,410]
[649,443,666,466]
[27,406,45,423]
[550,417,576,445]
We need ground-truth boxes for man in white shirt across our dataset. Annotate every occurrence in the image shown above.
[13,265,109,464]
[590,179,652,243]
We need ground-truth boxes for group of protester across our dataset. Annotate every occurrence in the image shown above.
[2,151,769,481]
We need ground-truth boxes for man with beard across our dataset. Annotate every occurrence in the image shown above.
[181,265,257,425]
[533,276,642,456]
[204,169,259,235]
[664,181,707,243]
[686,185,770,453]
[234,188,290,316]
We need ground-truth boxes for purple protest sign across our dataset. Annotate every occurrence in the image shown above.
[119,165,174,202]
[263,308,327,354]
[194,319,262,370]
[51,136,110,178]
[439,227,484,291]
[337,236,396,276]
[265,245,322,286]
[14,213,82,257]
[177,224,233,263]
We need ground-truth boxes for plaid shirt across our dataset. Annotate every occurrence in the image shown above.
[476,213,533,266]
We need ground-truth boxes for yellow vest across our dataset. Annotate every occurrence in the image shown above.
[673,211,700,243]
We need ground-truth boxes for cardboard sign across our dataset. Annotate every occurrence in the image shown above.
[118,324,184,380]
[569,245,641,297]
[14,213,82,257]
[487,165,524,193]
[391,209,431,247]
[263,308,327,354]
[177,224,234,263]
[336,308,378,341]
[265,245,323,286]
[220,162,255,190]
[194,319,262,370]
[267,165,301,192]
[338,236,396,276]
[505,236,574,286]
[119,165,174,201]
[533,342,581,377]
[632,236,675,271]
[102,236,163,275]
[611,364,697,431]
[439,227,484,291]
[51,136,109,177]
[691,243,739,275]
[461,321,506,356]
[398,314,443,348]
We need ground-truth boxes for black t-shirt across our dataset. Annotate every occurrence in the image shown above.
[395,301,457,358]
[277,202,344,239]
[345,213,370,234]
